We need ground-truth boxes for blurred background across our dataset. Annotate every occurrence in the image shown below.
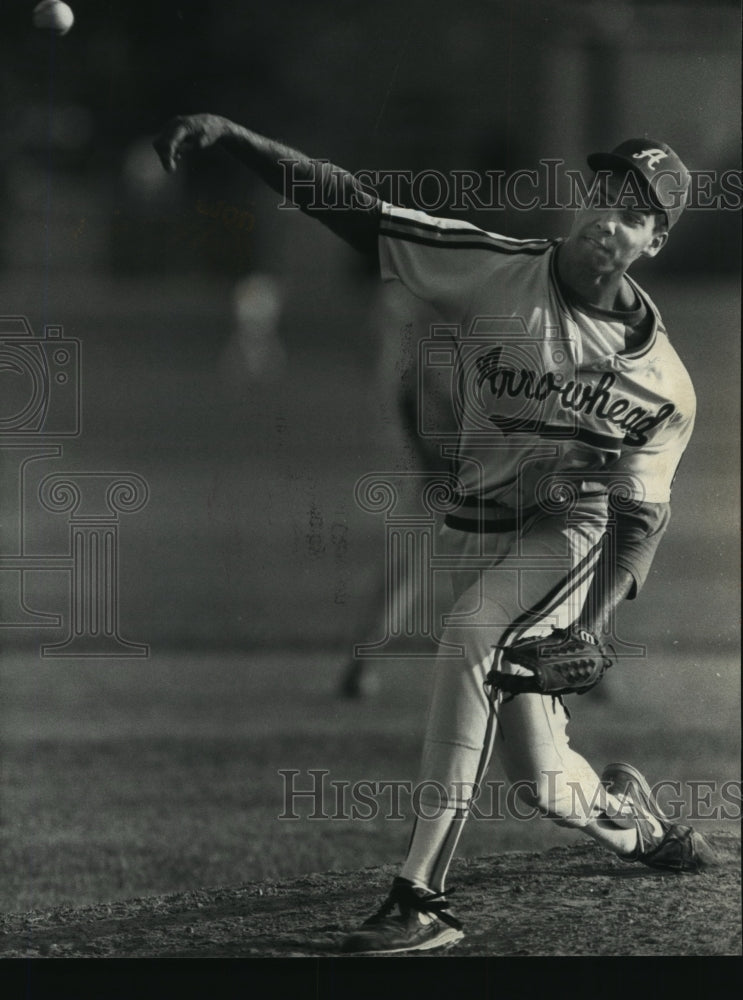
[0,0,740,913]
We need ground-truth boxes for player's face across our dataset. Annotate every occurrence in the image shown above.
[568,175,668,274]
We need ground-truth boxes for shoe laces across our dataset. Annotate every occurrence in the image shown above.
[365,881,462,930]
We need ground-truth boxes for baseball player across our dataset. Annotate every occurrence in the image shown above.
[154,117,716,954]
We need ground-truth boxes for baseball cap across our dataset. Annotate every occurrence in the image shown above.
[586,138,690,228]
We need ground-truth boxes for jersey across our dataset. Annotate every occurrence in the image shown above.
[378,202,696,593]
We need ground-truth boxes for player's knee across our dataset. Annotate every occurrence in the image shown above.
[510,779,542,816]
[513,774,555,817]
[539,772,606,828]
[511,771,589,825]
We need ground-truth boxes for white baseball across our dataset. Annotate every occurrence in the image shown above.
[33,1,75,36]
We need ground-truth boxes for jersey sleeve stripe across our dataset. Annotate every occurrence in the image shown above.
[381,204,554,254]
[379,226,553,256]
[383,210,551,245]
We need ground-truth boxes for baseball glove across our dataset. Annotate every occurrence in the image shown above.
[486,625,615,698]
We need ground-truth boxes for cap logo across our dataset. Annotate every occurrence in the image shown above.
[631,148,668,171]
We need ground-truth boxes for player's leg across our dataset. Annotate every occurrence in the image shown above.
[399,513,611,892]
[337,656,378,698]
[488,514,642,855]
[337,575,386,698]
[493,691,639,855]
[493,697,717,868]
[397,570,509,891]
[341,559,505,954]
[337,519,434,698]
[342,510,605,953]
[488,512,714,862]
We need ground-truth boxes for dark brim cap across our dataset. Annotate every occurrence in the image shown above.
[586,138,690,228]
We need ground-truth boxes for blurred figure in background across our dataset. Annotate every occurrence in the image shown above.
[338,283,453,698]
[220,273,286,383]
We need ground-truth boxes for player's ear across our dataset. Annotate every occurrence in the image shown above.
[642,222,668,258]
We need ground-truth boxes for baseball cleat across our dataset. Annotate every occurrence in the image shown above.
[340,877,464,954]
[602,761,717,873]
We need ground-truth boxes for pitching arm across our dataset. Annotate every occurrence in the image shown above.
[153,114,382,257]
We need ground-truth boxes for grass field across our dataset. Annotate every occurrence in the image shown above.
[0,272,739,915]
[0,647,739,914]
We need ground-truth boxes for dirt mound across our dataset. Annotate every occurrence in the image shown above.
[1,834,738,958]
